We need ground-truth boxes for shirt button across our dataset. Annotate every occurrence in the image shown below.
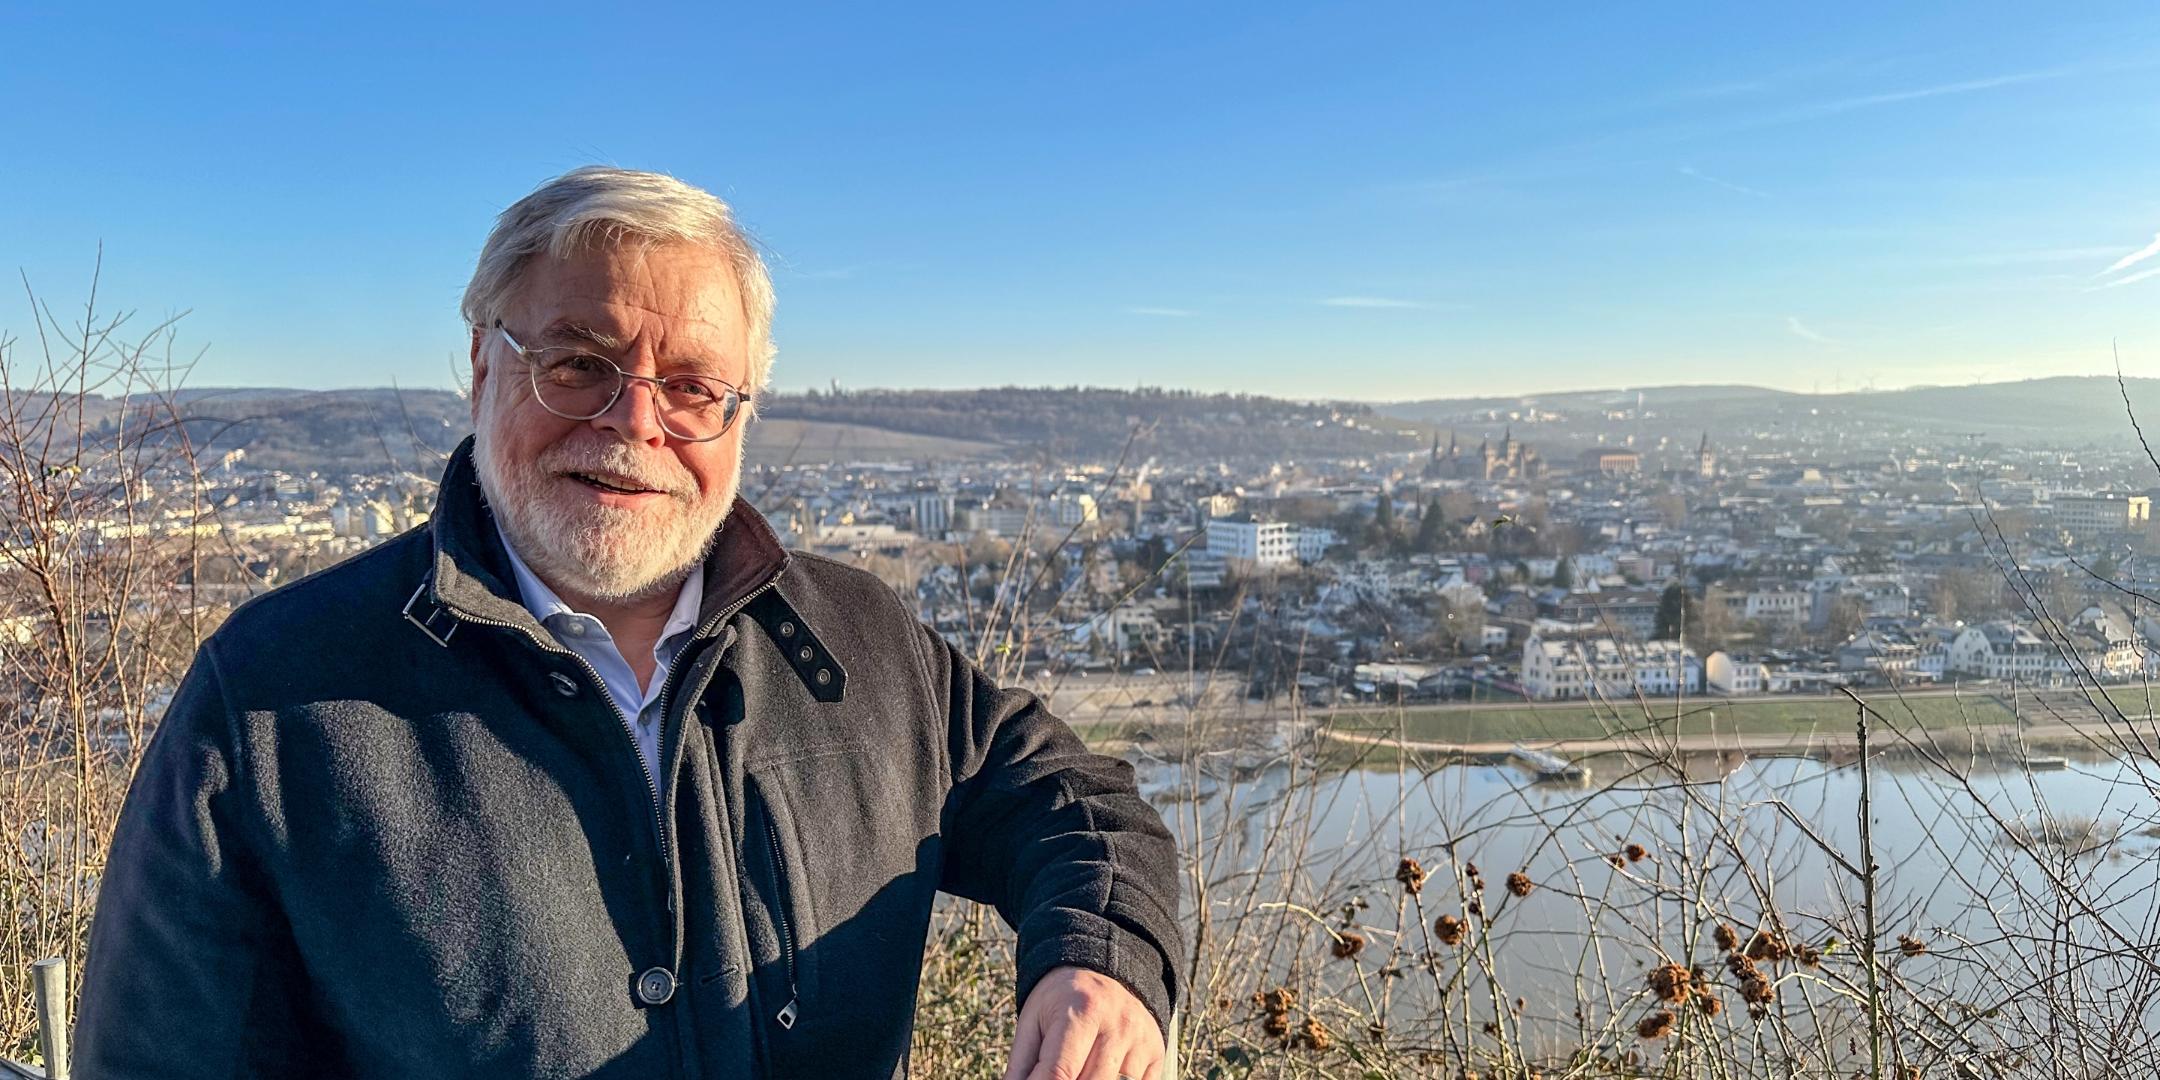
[636,966,677,1006]
[550,672,579,697]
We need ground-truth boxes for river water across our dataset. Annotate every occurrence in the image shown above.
[1139,747,2160,1062]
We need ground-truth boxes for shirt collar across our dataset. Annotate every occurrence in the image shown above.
[494,522,706,646]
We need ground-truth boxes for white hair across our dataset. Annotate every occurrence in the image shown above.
[461,166,777,393]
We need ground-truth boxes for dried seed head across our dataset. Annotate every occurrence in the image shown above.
[1648,963,1691,1004]
[1298,1017,1333,1051]
[1257,987,1297,1015]
[1741,975,1775,1005]
[1435,914,1468,946]
[1636,1010,1676,1039]
[1396,857,1428,894]
[1898,934,1927,957]
[1506,871,1534,897]
[1624,842,1648,863]
[1262,1011,1292,1038]
[1332,931,1366,960]
[1713,923,1739,952]
[1745,929,1791,963]
[1696,994,1723,1016]
[1482,1020,1500,1036]
[1796,943,1823,968]
[1607,853,1627,869]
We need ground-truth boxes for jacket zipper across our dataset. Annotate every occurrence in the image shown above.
[757,806,801,1029]
[687,573,808,1031]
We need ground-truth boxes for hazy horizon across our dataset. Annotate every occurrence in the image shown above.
[153,370,2160,406]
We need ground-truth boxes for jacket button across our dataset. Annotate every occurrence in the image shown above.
[636,966,677,1005]
[550,672,579,697]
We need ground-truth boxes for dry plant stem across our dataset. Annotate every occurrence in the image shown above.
[1853,694,1885,1080]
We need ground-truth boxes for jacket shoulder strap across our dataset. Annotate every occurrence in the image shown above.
[743,590,847,703]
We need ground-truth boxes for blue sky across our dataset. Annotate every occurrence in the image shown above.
[6,3,2160,399]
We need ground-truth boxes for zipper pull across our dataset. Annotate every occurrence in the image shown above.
[776,997,799,1029]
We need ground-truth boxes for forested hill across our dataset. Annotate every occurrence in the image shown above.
[108,385,1423,474]
[755,387,1420,462]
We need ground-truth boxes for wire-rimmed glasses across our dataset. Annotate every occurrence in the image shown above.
[493,320,750,443]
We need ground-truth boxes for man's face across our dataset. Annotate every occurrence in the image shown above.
[469,241,753,604]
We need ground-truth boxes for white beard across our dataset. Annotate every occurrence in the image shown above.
[474,415,740,605]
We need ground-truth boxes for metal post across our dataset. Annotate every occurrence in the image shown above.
[31,957,68,1080]
[1164,1011,1179,1079]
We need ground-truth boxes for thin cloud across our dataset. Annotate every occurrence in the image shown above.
[1618,65,2085,149]
[1934,245,2123,267]
[1126,306,1195,317]
[2099,231,2160,276]
[1800,69,2065,118]
[1786,315,1844,348]
[1322,296,1431,309]
[2090,266,2160,291]
[1679,165,1771,199]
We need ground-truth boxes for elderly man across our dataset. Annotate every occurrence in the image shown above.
[76,168,1181,1079]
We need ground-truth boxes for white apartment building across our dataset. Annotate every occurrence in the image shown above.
[2052,493,2151,540]
[1521,631,1700,701]
[966,505,1033,538]
[1947,621,2052,681]
[912,492,954,537]
[1206,514,1296,567]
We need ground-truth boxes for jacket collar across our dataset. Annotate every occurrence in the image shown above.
[423,436,790,638]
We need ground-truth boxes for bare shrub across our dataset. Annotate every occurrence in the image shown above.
[0,261,214,1057]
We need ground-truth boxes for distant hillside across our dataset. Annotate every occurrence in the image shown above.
[52,376,2159,477]
[157,388,470,474]
[1376,376,2160,447]
[95,384,1422,475]
[755,386,1419,463]
[746,419,1002,463]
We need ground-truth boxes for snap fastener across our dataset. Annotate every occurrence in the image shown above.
[815,668,832,687]
[636,966,677,1006]
[797,645,814,663]
[779,621,796,638]
[550,672,579,697]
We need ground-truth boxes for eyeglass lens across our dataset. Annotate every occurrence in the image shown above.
[530,352,742,439]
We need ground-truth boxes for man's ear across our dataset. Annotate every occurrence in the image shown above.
[469,324,489,426]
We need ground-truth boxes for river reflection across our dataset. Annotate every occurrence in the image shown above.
[1142,747,2160,1058]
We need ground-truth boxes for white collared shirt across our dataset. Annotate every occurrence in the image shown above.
[496,525,704,785]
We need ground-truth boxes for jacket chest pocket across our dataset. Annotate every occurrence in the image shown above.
[743,773,812,1031]
[739,742,938,1034]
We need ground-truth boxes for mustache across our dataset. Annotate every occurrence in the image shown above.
[538,443,689,497]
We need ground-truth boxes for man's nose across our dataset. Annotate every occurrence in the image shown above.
[591,376,668,444]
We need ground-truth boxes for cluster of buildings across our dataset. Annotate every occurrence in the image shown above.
[54,397,2160,714]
